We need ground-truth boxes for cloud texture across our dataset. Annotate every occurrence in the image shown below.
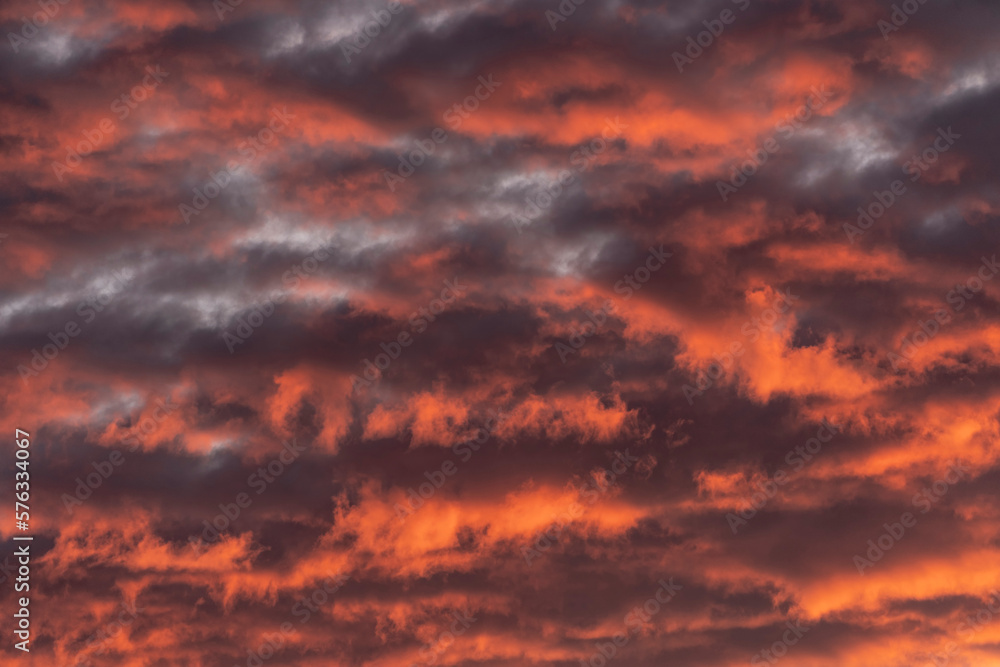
[2,0,1000,665]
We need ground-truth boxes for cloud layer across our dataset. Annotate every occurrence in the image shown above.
[2,0,1000,665]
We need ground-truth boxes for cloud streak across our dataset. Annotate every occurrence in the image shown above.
[1,0,999,665]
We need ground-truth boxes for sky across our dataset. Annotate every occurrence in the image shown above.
[2,0,1000,666]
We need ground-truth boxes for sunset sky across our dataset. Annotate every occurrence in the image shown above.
[2,0,1000,666]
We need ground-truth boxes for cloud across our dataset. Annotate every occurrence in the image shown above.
[1,0,999,665]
